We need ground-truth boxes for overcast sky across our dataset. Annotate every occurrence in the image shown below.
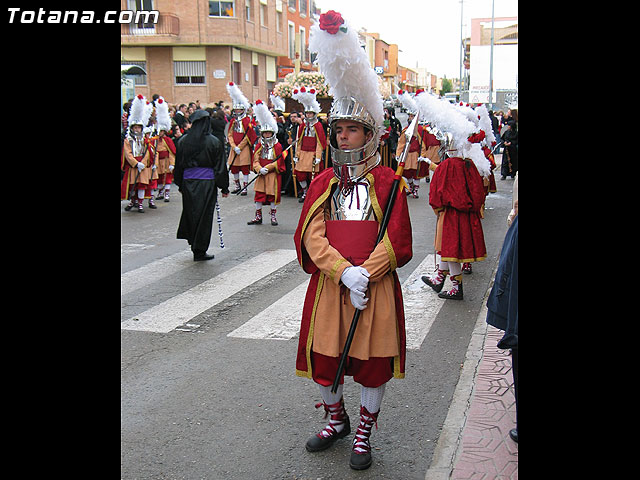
[313,0,518,79]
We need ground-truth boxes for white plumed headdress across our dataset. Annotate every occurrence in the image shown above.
[270,93,286,112]
[128,94,148,127]
[253,99,277,134]
[291,86,321,113]
[309,10,383,138]
[397,89,418,115]
[226,82,250,110]
[155,96,171,132]
[413,91,491,177]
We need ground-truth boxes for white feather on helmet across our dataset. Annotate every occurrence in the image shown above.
[253,99,278,134]
[226,81,250,110]
[128,94,147,127]
[309,10,383,138]
[291,86,320,113]
[155,96,171,133]
[412,91,491,177]
[397,89,418,115]
[270,93,286,112]
[475,104,496,147]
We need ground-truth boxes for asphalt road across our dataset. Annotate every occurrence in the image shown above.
[121,118,514,479]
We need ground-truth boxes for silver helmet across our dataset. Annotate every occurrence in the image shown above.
[328,96,380,183]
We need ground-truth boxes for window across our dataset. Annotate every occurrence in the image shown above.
[253,64,259,86]
[260,4,267,26]
[245,0,252,22]
[288,0,296,11]
[276,11,282,32]
[233,61,241,84]
[299,26,307,62]
[121,60,147,85]
[299,0,307,16]
[288,22,295,59]
[174,61,206,85]
[209,1,234,17]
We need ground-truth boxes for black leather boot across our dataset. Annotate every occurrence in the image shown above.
[349,406,379,470]
[305,398,350,452]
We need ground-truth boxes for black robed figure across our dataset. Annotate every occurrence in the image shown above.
[174,110,230,261]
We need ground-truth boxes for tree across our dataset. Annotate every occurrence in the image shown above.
[441,77,453,95]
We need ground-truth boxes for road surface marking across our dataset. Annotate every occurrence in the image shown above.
[227,254,445,350]
[121,249,298,333]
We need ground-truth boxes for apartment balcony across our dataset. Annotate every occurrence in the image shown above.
[121,12,179,38]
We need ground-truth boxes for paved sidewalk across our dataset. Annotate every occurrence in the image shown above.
[425,275,518,480]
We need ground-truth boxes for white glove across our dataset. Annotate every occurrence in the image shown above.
[293,157,299,164]
[314,158,321,165]
[169,165,174,172]
[418,156,431,164]
[234,146,242,155]
[136,162,145,172]
[152,164,157,170]
[259,167,269,175]
[340,266,370,295]
[349,288,369,310]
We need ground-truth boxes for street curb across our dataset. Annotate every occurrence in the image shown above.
[424,260,499,480]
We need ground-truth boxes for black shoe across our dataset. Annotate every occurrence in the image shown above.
[124,203,134,211]
[148,202,157,209]
[349,450,373,470]
[193,253,215,261]
[509,428,518,443]
[305,417,351,452]
[438,284,463,300]
[421,275,445,293]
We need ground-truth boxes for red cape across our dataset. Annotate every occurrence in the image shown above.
[429,157,487,262]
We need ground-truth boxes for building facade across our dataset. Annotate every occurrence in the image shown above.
[468,16,518,109]
[121,0,288,106]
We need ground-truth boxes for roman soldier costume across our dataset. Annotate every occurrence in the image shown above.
[247,99,287,226]
[294,11,412,471]
[413,92,491,300]
[292,86,327,202]
[395,90,427,198]
[226,82,258,195]
[121,94,153,213]
[153,97,176,202]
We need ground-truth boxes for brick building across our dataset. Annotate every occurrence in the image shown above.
[121,0,288,106]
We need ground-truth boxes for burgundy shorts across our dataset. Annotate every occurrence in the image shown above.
[311,351,393,388]
[254,191,276,204]
[230,165,250,175]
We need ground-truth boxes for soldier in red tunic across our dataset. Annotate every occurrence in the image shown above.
[294,11,412,471]
[413,93,491,300]
[247,99,287,226]
[292,86,326,202]
[226,82,258,195]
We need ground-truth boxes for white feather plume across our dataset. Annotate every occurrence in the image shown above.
[226,82,250,109]
[253,99,278,133]
[128,94,147,126]
[475,104,496,146]
[309,15,383,137]
[291,86,320,113]
[397,89,418,114]
[270,93,286,112]
[413,92,491,177]
[155,97,171,132]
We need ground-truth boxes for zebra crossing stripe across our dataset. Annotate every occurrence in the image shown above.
[121,249,298,333]
[227,280,310,340]
[402,254,446,350]
[227,254,445,350]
